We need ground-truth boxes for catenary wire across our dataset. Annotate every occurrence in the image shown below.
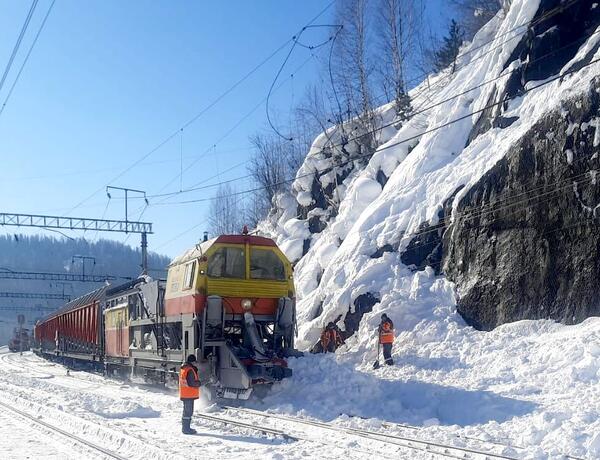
[0,0,39,96]
[63,0,336,217]
[64,0,580,215]
[129,18,600,205]
[149,49,600,249]
[144,44,331,208]
[0,0,55,118]
[150,50,600,208]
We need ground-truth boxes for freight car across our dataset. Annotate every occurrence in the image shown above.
[33,232,298,399]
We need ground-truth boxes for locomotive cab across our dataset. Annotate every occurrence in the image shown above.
[164,233,297,399]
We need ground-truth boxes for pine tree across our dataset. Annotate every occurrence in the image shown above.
[434,20,465,73]
[394,89,413,129]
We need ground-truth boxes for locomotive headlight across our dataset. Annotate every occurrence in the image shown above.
[241,299,252,311]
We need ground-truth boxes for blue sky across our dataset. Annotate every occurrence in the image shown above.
[0,0,451,258]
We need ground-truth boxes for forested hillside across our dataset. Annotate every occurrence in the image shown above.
[0,235,170,344]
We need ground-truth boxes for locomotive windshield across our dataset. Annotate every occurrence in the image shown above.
[207,247,245,278]
[250,248,286,281]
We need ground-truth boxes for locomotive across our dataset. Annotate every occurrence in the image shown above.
[8,327,30,352]
[33,232,297,399]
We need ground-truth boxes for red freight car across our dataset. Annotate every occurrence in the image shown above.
[34,286,106,362]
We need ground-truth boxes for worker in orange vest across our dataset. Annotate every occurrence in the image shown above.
[378,314,394,365]
[180,354,201,435]
[320,322,344,353]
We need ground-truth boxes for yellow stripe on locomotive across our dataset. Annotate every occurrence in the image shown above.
[165,234,295,317]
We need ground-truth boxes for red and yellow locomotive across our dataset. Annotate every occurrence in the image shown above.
[34,232,297,399]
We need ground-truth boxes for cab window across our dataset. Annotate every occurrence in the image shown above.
[183,261,196,289]
[207,247,245,279]
[250,248,286,281]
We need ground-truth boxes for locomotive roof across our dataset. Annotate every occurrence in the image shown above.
[170,234,277,266]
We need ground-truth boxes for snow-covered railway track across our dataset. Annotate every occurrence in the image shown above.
[0,350,56,379]
[195,412,297,439]
[222,406,521,460]
[196,411,398,459]
[0,399,127,460]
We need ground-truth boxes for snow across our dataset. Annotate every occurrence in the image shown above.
[268,0,600,351]
[4,310,600,458]
[590,117,600,147]
[566,148,574,164]
[4,1,600,458]
[254,0,600,457]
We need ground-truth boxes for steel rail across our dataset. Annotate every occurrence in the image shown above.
[222,406,520,460]
[195,412,297,440]
[0,399,128,460]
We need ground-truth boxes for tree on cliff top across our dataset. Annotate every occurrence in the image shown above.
[434,19,465,73]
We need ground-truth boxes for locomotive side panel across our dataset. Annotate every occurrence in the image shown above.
[104,303,129,358]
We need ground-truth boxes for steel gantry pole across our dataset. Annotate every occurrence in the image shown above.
[105,186,150,273]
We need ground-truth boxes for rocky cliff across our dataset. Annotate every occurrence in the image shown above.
[262,0,600,347]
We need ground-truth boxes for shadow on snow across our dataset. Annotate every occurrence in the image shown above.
[245,354,536,428]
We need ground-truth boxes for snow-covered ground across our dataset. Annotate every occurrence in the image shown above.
[1,312,600,460]
[3,1,600,459]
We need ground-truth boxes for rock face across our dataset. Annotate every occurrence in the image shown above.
[438,0,600,330]
[444,83,600,330]
[264,0,600,343]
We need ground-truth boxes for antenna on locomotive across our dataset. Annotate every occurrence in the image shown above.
[242,225,249,235]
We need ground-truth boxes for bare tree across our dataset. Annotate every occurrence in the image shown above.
[377,0,420,124]
[208,183,242,235]
[248,134,292,199]
[331,0,378,147]
[245,132,305,224]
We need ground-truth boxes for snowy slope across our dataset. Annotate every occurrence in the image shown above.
[254,0,600,456]
[265,0,600,349]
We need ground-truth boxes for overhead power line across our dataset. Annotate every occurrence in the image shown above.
[0,0,55,118]
[152,48,600,250]
[0,292,70,301]
[64,0,335,217]
[0,0,39,96]
[126,0,590,207]
[0,269,121,283]
[151,30,600,207]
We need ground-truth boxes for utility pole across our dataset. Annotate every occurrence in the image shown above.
[71,255,96,278]
[106,186,149,274]
[17,314,25,356]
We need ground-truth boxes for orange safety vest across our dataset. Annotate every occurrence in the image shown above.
[320,330,331,348]
[379,321,394,344]
[179,364,200,400]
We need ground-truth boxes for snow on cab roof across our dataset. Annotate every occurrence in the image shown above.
[169,234,277,266]
[170,237,217,266]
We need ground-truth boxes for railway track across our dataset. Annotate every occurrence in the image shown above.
[196,410,398,459]
[0,399,127,460]
[221,406,523,460]
[195,412,297,440]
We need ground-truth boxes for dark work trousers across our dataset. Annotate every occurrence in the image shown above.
[382,343,393,365]
[182,399,194,422]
